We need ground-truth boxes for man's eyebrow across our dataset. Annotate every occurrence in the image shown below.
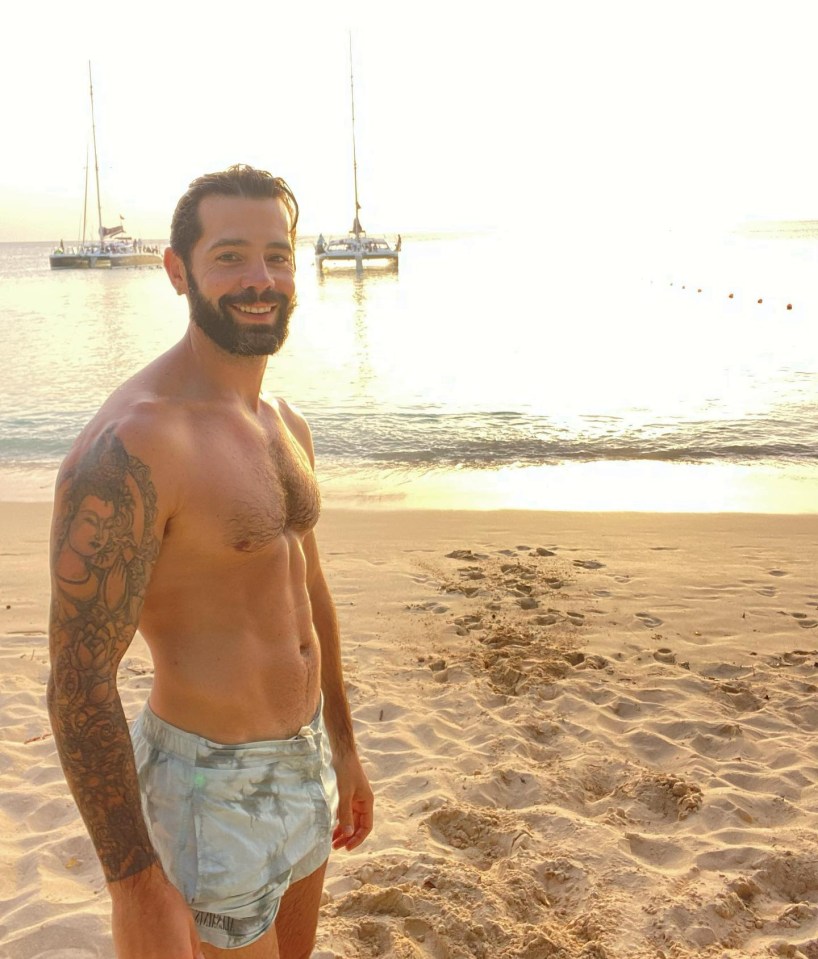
[207,238,292,253]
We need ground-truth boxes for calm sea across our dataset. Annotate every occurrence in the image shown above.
[1,226,816,511]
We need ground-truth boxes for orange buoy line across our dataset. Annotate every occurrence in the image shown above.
[665,280,794,310]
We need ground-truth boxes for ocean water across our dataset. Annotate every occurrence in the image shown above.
[1,227,816,510]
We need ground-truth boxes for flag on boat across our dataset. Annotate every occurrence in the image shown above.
[100,223,125,238]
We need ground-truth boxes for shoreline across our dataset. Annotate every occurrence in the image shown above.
[3,504,817,957]
[3,458,818,513]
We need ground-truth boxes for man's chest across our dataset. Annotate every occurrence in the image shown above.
[177,422,321,554]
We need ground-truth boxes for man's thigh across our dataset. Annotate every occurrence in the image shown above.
[200,921,279,959]
[275,859,329,959]
[198,860,327,959]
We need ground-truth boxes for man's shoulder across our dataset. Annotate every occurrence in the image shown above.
[267,395,314,457]
[75,393,190,457]
[58,396,191,505]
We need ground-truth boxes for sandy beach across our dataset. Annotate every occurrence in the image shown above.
[2,504,817,958]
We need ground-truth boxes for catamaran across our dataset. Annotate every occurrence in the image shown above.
[50,63,162,270]
[314,40,400,271]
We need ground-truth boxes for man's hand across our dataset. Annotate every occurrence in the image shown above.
[110,864,204,959]
[332,752,374,852]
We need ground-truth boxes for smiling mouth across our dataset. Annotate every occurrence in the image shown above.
[233,304,275,315]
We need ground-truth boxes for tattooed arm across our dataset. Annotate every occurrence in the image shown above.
[47,426,202,959]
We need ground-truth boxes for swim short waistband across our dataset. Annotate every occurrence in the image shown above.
[134,698,326,769]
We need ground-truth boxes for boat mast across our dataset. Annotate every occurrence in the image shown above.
[88,62,104,246]
[81,143,89,245]
[349,35,363,237]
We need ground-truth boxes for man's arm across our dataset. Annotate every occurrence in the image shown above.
[47,426,202,958]
[279,396,374,851]
[304,528,374,852]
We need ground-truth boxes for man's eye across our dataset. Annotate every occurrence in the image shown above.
[217,252,240,262]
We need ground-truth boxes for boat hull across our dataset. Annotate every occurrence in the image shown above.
[316,250,398,267]
[50,251,162,270]
[315,233,400,270]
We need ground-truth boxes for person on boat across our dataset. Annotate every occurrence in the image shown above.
[315,232,326,254]
[47,163,374,959]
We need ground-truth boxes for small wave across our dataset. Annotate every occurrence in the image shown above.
[306,407,817,468]
[2,407,815,471]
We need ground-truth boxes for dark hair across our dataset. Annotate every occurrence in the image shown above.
[170,164,299,266]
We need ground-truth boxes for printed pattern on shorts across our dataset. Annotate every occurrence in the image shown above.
[131,703,338,949]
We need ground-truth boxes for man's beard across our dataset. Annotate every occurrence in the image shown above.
[187,276,295,356]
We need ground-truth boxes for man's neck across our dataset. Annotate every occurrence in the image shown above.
[182,325,270,409]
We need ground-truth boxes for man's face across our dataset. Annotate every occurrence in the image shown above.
[185,195,297,357]
[68,496,115,559]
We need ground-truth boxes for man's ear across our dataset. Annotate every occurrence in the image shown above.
[164,247,189,296]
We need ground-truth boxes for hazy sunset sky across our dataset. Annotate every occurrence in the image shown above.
[2,0,815,241]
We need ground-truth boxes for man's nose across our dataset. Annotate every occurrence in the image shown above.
[240,258,275,289]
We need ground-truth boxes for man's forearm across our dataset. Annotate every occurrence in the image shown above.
[48,683,158,883]
[311,580,357,757]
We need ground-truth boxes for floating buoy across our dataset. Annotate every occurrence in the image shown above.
[787,303,793,310]
[757,298,763,304]
[728,293,734,298]
[697,288,702,293]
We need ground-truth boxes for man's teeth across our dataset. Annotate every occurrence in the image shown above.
[236,304,272,314]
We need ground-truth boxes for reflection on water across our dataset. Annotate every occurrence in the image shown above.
[1,233,817,512]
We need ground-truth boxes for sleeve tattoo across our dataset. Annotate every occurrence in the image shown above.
[48,428,161,882]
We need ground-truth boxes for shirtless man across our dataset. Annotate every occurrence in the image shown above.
[47,164,374,959]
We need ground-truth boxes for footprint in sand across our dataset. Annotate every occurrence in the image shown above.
[635,612,663,628]
[406,601,450,614]
[755,586,777,597]
[446,549,489,561]
[768,569,788,577]
[712,680,764,712]
[445,585,481,598]
[781,650,816,665]
[534,547,556,556]
[573,559,606,570]
[572,653,608,670]
[504,579,534,594]
[343,918,392,952]
[627,773,703,821]
[749,851,818,906]
[404,918,447,957]
[624,831,687,867]
[424,806,527,865]
[789,612,818,629]
[501,563,536,578]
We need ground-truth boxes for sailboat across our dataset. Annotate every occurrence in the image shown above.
[314,39,400,270]
[50,63,162,270]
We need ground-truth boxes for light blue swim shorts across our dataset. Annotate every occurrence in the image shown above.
[131,701,339,949]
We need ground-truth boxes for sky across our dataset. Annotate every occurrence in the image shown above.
[1,0,816,242]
